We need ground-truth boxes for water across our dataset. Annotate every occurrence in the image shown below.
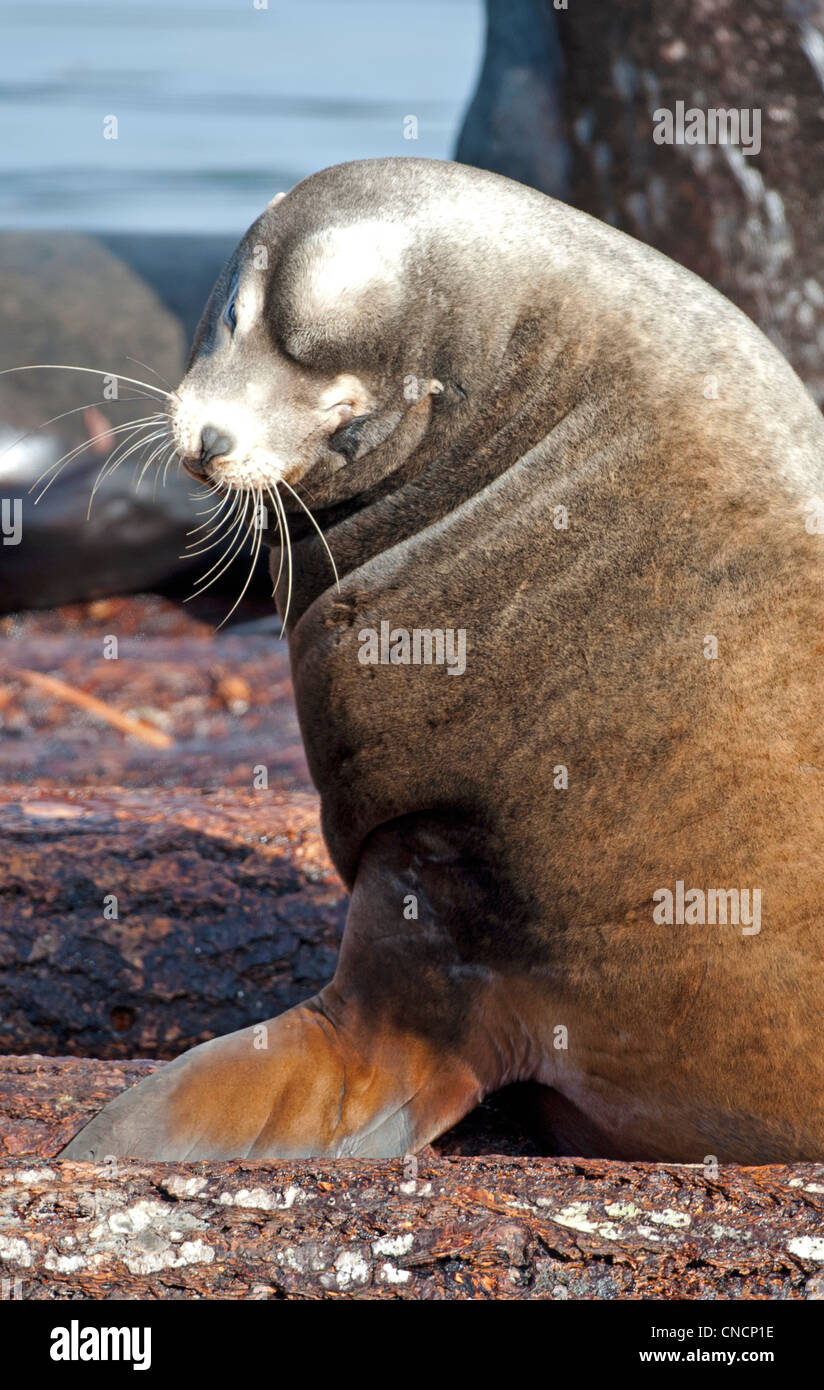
[0,0,484,234]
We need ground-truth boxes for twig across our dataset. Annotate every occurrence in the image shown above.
[14,668,174,749]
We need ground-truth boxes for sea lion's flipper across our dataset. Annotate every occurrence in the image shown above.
[60,817,530,1161]
[58,990,484,1161]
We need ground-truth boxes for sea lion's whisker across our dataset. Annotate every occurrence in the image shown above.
[265,484,286,603]
[150,446,176,500]
[32,415,165,502]
[143,432,177,501]
[190,490,227,510]
[0,364,169,403]
[186,496,235,539]
[278,476,340,591]
[183,529,238,562]
[185,493,248,592]
[288,476,318,505]
[87,429,170,519]
[188,497,255,598]
[189,485,233,528]
[139,435,175,495]
[185,506,237,550]
[34,413,164,489]
[0,364,170,399]
[95,420,167,482]
[135,432,176,491]
[0,395,155,469]
[271,484,294,635]
[162,448,183,490]
[151,457,163,501]
[185,498,243,581]
[161,445,177,489]
[182,500,245,559]
[89,422,169,503]
[89,437,165,519]
[125,355,175,393]
[215,484,267,629]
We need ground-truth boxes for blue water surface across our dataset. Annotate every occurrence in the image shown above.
[1,0,483,233]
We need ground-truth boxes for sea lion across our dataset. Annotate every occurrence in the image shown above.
[62,156,824,1163]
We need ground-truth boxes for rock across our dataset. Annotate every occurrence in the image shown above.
[455,0,570,199]
[0,231,271,610]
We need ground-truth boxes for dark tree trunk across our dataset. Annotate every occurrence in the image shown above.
[458,0,824,403]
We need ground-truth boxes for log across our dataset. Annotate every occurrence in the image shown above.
[2,1059,824,1299]
[13,668,176,748]
[0,598,340,1059]
[0,787,345,1059]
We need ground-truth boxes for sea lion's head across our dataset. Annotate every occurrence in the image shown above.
[168,162,478,512]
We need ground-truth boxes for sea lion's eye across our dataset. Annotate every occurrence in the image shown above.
[328,413,368,460]
[223,296,238,334]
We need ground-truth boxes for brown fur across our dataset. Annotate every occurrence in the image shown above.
[63,159,824,1163]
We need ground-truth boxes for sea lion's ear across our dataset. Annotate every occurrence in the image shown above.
[267,191,286,209]
[321,373,375,422]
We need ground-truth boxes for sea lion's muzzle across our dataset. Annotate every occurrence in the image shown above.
[179,422,236,482]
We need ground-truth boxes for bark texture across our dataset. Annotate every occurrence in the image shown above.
[2,1056,824,1299]
[0,599,333,1059]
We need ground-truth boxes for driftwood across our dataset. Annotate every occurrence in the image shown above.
[13,668,175,748]
[0,785,344,1058]
[2,1058,824,1300]
[0,599,339,1058]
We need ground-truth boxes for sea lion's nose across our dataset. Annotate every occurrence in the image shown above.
[199,424,235,465]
